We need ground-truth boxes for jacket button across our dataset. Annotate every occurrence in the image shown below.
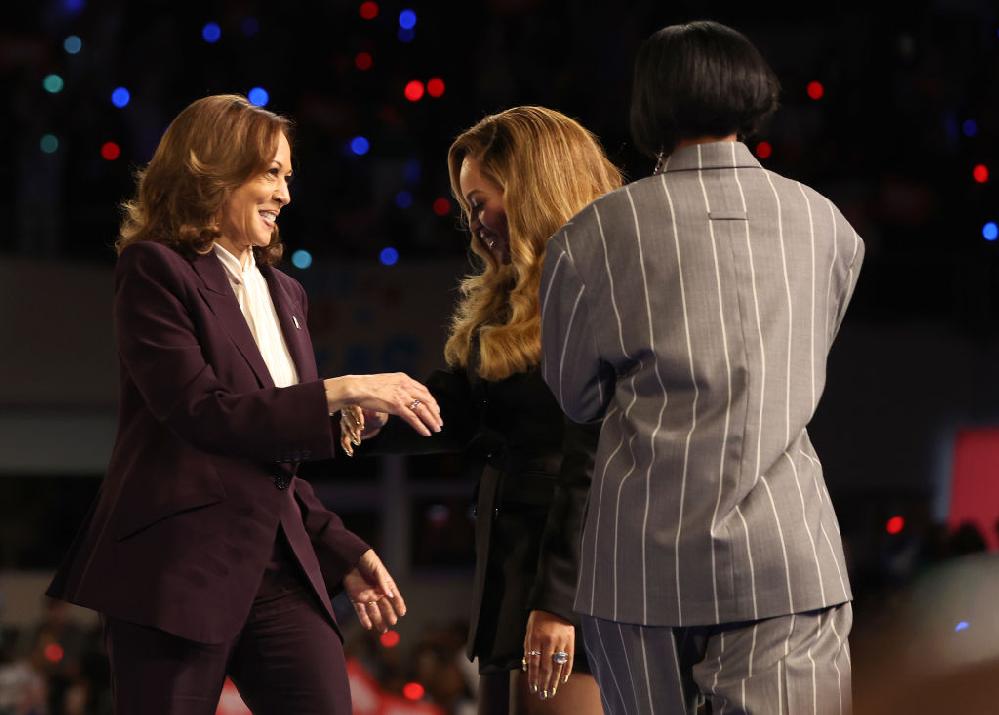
[493,507,500,518]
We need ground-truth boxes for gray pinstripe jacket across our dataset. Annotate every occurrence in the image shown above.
[540,141,863,627]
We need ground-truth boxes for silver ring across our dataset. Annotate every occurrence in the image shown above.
[526,650,541,657]
[408,399,422,411]
[553,651,569,665]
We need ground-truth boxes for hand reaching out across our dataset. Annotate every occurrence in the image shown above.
[343,549,407,633]
[339,406,389,456]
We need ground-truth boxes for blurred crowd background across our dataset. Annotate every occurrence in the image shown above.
[1,0,999,713]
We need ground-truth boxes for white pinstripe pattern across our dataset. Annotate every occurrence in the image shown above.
[711,631,725,698]
[824,199,839,343]
[594,205,630,357]
[594,617,629,713]
[798,183,817,405]
[761,475,795,612]
[697,144,734,624]
[625,185,668,623]
[557,286,586,406]
[638,627,656,715]
[660,174,697,626]
[828,613,847,715]
[616,622,642,713]
[589,404,626,611]
[612,375,641,618]
[784,451,826,603]
[799,448,849,600]
[541,249,566,322]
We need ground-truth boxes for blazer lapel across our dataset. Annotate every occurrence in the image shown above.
[260,265,317,382]
[191,252,275,389]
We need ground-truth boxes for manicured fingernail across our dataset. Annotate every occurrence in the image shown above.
[542,690,549,700]
[531,684,538,694]
[563,674,569,683]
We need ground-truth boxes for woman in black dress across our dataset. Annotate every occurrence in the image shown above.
[342,106,621,714]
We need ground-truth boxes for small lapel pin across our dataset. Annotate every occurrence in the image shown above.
[292,315,301,329]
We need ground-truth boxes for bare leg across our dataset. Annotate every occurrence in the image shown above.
[510,669,604,715]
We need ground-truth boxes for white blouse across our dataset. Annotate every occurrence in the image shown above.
[212,243,300,389]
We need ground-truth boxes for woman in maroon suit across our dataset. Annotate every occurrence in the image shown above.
[47,94,443,715]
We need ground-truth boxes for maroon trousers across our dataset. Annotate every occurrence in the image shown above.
[103,530,351,715]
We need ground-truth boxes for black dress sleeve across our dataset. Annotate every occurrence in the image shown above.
[359,368,478,456]
[525,416,600,621]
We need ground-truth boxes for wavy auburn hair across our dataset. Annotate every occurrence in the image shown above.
[445,106,622,381]
[116,94,292,265]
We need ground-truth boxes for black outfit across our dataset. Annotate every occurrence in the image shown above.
[365,363,598,674]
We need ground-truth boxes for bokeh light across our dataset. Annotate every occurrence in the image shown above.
[291,250,313,270]
[755,141,772,159]
[101,142,121,161]
[962,119,978,137]
[43,74,64,93]
[398,28,415,42]
[380,630,401,648]
[886,515,905,535]
[432,197,451,216]
[983,222,998,241]
[44,643,64,663]
[379,247,399,266]
[241,17,260,37]
[40,134,59,154]
[395,191,413,209]
[973,164,989,184]
[402,682,425,701]
[404,80,425,102]
[111,87,130,108]
[955,621,970,632]
[202,22,221,43]
[427,77,445,97]
[350,136,370,156]
[806,80,825,100]
[355,51,373,70]
[247,87,269,107]
[399,9,417,29]
[63,35,82,54]
[359,2,379,20]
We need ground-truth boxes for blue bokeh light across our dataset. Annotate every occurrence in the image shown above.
[955,621,969,632]
[40,134,59,154]
[984,222,998,241]
[350,136,370,156]
[395,191,413,209]
[399,9,417,29]
[202,22,222,43]
[64,35,82,54]
[962,119,978,137]
[398,28,415,43]
[379,247,399,266]
[247,87,269,107]
[43,74,64,94]
[111,87,130,108]
[62,0,84,15]
[291,250,313,270]
[403,158,422,184]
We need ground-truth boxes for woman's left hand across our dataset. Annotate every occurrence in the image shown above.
[339,405,389,456]
[343,549,407,633]
[522,609,575,700]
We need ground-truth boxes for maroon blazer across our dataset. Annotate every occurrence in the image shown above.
[47,240,369,644]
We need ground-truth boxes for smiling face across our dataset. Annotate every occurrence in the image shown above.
[218,131,292,259]
[459,155,510,265]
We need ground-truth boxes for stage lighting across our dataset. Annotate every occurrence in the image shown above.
[43,74,64,94]
[64,35,82,54]
[350,136,370,155]
[202,22,221,43]
[399,9,417,29]
[111,87,130,108]
[291,250,313,270]
[379,247,399,266]
[404,80,424,101]
[40,135,59,154]
[247,87,269,107]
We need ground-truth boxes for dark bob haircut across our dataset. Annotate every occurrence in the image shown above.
[630,21,780,158]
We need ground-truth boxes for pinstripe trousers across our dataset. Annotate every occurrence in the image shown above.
[582,602,852,715]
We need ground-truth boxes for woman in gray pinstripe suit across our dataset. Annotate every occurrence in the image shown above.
[540,21,862,715]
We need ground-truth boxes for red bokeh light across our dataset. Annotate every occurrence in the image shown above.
[427,77,445,98]
[44,643,64,663]
[973,164,989,184]
[755,141,772,160]
[355,52,373,71]
[806,80,825,100]
[404,80,425,102]
[380,630,401,648]
[432,197,451,216]
[886,515,905,535]
[402,682,425,701]
[101,141,121,161]
[359,2,379,20]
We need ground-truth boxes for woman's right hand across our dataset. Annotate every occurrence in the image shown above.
[324,373,441,437]
[339,406,389,455]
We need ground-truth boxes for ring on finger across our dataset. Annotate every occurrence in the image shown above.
[408,399,422,411]
[553,650,569,665]
[526,650,541,657]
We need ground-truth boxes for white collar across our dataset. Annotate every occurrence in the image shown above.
[212,242,256,283]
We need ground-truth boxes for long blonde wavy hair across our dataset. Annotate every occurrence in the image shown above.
[116,94,291,265]
[445,106,622,381]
